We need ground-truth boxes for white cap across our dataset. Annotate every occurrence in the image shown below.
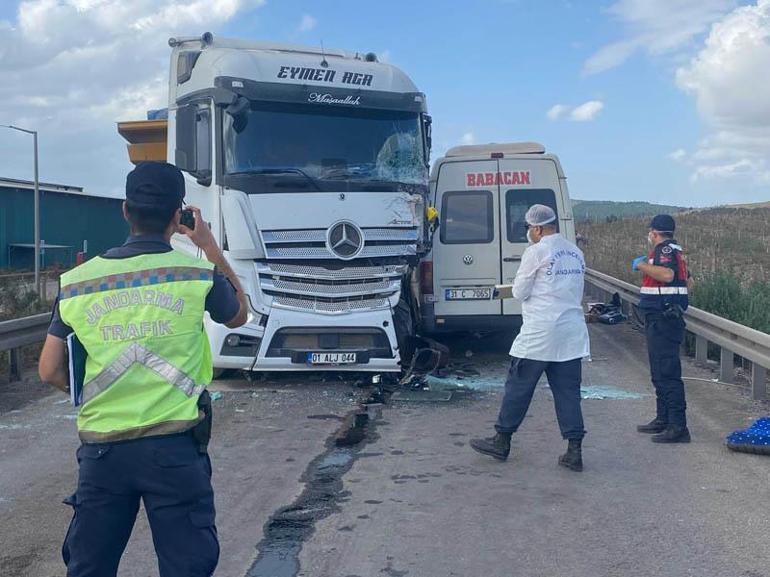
[525,204,557,226]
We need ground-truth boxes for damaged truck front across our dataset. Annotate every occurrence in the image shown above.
[166,34,432,373]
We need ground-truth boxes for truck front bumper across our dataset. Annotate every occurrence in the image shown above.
[208,307,402,373]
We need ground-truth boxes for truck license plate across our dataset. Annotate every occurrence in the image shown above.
[445,288,493,300]
[307,352,357,365]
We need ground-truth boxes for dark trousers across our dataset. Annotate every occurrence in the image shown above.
[645,313,688,427]
[63,433,219,577]
[495,357,585,440]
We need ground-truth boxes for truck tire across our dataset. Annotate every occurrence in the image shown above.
[393,298,416,365]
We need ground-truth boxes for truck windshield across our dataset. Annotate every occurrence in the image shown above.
[224,101,427,189]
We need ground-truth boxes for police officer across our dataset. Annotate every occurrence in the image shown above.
[632,214,691,443]
[470,205,590,471]
[38,162,247,576]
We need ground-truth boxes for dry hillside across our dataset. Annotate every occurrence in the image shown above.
[578,207,770,286]
[578,207,770,333]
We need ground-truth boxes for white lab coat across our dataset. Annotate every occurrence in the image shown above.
[509,233,590,362]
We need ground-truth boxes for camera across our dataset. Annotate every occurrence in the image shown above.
[180,208,195,230]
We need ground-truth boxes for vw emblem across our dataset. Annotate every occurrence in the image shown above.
[327,221,363,260]
[463,254,474,265]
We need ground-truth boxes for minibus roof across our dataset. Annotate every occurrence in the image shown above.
[445,142,546,158]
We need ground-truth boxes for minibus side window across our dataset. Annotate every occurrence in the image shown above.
[505,189,558,243]
[440,190,494,244]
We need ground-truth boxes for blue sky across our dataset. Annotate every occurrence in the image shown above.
[1,0,768,206]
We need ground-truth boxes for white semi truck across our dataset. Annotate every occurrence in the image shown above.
[153,33,431,373]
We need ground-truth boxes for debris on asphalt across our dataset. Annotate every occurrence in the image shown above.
[334,410,370,447]
[586,293,627,325]
[209,391,223,401]
[579,385,644,400]
[390,389,452,402]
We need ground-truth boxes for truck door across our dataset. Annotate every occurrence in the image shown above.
[498,159,562,316]
[433,159,501,317]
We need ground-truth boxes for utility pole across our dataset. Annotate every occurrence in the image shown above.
[1,124,40,296]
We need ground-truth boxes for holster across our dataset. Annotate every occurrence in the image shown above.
[192,390,213,454]
[663,303,684,320]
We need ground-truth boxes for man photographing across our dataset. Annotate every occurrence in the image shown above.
[38,161,247,576]
[632,214,691,443]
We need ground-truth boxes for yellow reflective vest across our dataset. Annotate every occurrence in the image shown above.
[59,251,214,442]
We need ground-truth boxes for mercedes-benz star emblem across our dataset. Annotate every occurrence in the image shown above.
[463,255,474,265]
[327,221,363,260]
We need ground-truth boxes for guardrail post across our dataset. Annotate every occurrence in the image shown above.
[720,348,734,384]
[619,298,629,317]
[9,348,21,382]
[751,363,767,401]
[695,335,708,365]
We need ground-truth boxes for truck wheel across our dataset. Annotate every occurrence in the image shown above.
[393,299,416,365]
[212,368,237,380]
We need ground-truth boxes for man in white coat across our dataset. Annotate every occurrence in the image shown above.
[470,204,590,471]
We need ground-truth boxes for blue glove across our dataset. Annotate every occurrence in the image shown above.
[632,256,647,271]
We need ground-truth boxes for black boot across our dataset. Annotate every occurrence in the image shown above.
[470,432,511,461]
[651,425,691,444]
[559,439,583,472]
[637,418,667,434]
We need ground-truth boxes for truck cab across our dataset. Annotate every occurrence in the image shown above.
[421,143,575,333]
[156,34,431,373]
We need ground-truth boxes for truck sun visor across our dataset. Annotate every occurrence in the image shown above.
[225,96,251,133]
[214,76,428,113]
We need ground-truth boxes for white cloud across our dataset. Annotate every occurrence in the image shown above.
[691,158,770,183]
[669,148,688,162]
[460,132,476,145]
[547,104,569,121]
[297,13,316,33]
[584,0,736,74]
[569,100,604,122]
[546,101,604,122]
[676,0,770,185]
[0,0,264,196]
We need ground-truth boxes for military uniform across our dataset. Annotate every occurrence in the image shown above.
[636,214,691,443]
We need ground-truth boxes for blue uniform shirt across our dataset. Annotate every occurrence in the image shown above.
[48,234,240,338]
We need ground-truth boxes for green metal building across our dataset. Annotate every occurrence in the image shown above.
[0,177,128,270]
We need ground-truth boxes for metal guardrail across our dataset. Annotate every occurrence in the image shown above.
[0,270,61,302]
[585,268,769,401]
[2,269,769,398]
[0,313,49,382]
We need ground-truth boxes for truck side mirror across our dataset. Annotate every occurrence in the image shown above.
[175,104,197,172]
[423,114,432,164]
[176,103,212,185]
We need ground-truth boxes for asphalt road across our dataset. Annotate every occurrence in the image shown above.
[1,322,768,577]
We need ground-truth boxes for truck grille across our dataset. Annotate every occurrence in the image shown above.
[260,227,418,260]
[273,295,390,314]
[262,277,397,297]
[258,262,406,314]
[264,262,405,280]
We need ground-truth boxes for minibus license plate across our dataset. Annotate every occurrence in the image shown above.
[307,352,357,365]
[445,288,492,300]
